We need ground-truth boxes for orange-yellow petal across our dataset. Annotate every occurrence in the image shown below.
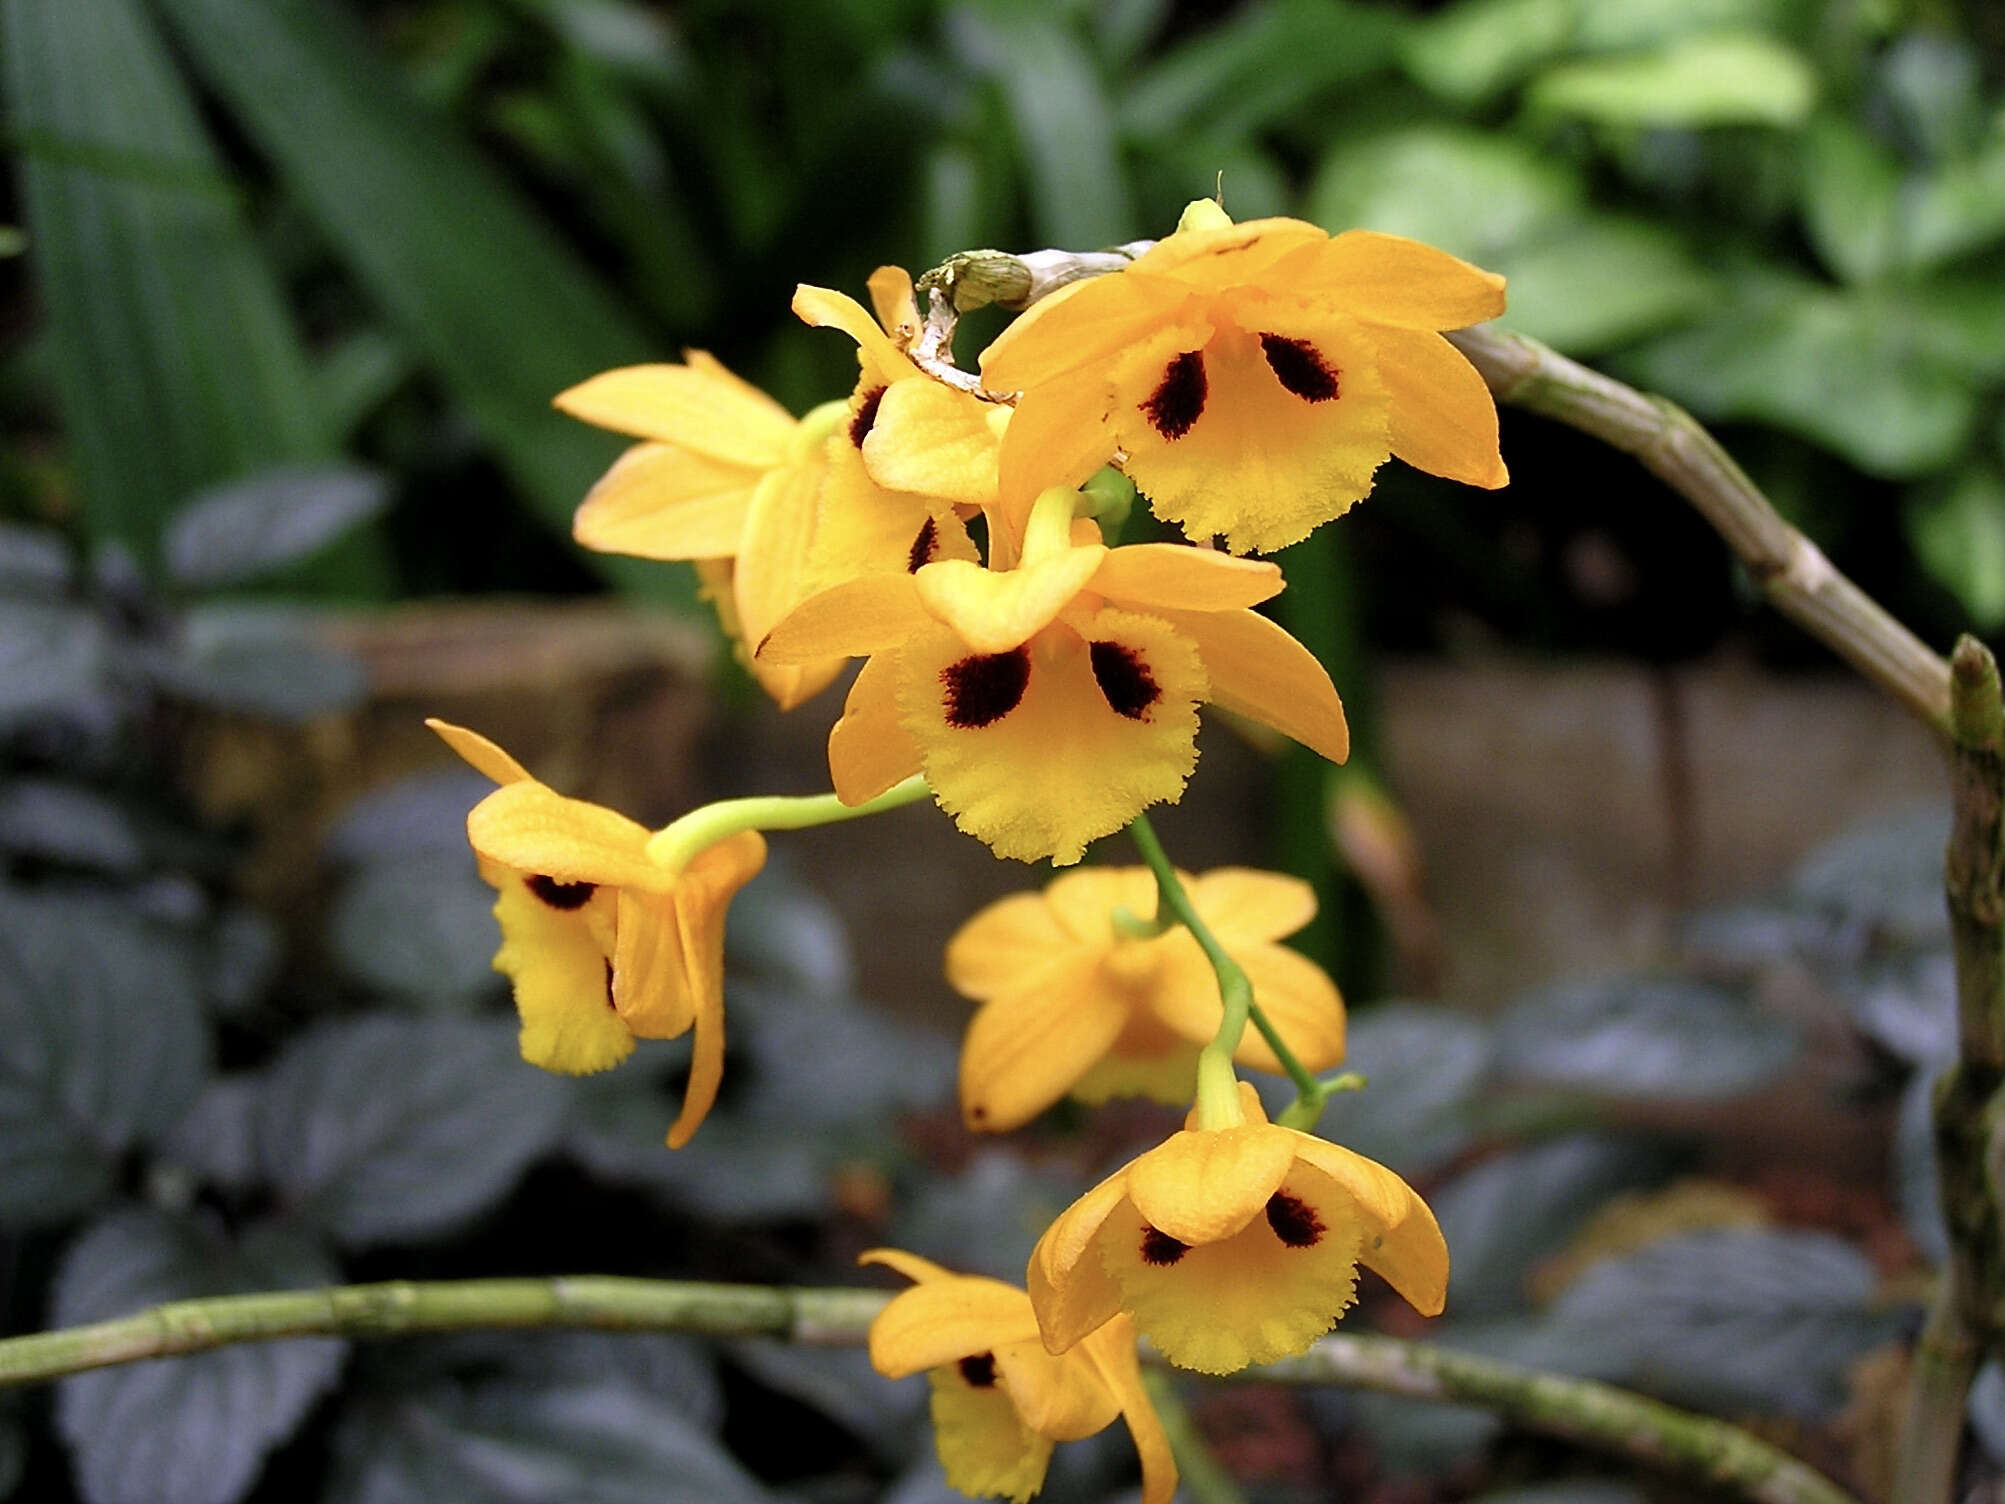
[1122,1123,1297,1245]
[1095,1163,1365,1373]
[867,1275,1046,1377]
[793,283,913,385]
[827,653,925,806]
[1374,325,1509,490]
[1090,543,1283,613]
[993,1337,1122,1442]
[663,830,767,1149]
[805,437,976,596]
[898,614,1203,866]
[571,442,761,561]
[428,718,533,786]
[862,378,1005,508]
[913,545,1107,656]
[960,953,1132,1132]
[859,1247,958,1285]
[466,782,667,892]
[610,888,694,1040]
[1042,867,1162,945]
[1289,1134,1449,1316]
[1184,867,1318,944]
[1126,217,1329,290]
[1152,606,1349,764]
[491,877,634,1074]
[554,360,794,463]
[979,270,1173,393]
[990,366,1125,540]
[1028,1172,1131,1354]
[945,892,1080,1000]
[1310,230,1506,331]
[1076,1318,1178,1504]
[1146,937,1345,1075]
[867,265,922,348]
[1112,306,1390,554]
[757,573,931,664]
[927,1366,1053,1504]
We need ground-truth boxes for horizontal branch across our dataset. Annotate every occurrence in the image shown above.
[1255,1337,1860,1504]
[0,1276,1859,1504]
[1446,324,1953,738]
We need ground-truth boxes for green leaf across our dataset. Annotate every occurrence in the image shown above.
[1430,1136,1671,1316]
[0,889,208,1227]
[164,466,390,590]
[1526,32,1816,129]
[1401,0,1576,107]
[329,1380,774,1504]
[0,780,145,875]
[1118,0,1404,145]
[890,1149,1084,1285]
[53,1209,345,1504]
[1790,806,1950,952]
[975,13,1134,250]
[123,605,368,722]
[0,523,74,595]
[1308,125,1580,265]
[1,0,328,568]
[254,1016,569,1247]
[0,600,110,731]
[1800,116,1902,285]
[1497,215,1714,354]
[152,0,678,597]
[1547,1228,1904,1416]
[1908,464,2005,631]
[1615,275,1982,477]
[327,850,501,1009]
[1298,1002,1491,1177]
[566,978,952,1220]
[1498,975,1796,1099]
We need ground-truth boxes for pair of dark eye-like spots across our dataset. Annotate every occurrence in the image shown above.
[939,642,1161,730]
[1137,1192,1325,1266]
[1141,337,1341,442]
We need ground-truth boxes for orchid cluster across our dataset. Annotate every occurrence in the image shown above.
[433,198,1508,1503]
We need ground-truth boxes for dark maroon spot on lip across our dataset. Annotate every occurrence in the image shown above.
[1265,1190,1324,1248]
[1140,1225,1189,1267]
[958,1352,998,1388]
[603,959,617,1010]
[849,385,887,447]
[907,515,940,573]
[526,875,596,911]
[1259,334,1340,402]
[1141,350,1207,440]
[1089,641,1160,720]
[941,647,1031,729]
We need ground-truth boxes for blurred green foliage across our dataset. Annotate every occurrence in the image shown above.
[1,0,1997,625]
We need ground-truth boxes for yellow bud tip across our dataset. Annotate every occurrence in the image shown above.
[1176,198,1232,234]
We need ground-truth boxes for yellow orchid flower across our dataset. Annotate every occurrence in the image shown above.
[948,866,1345,1130]
[554,351,844,710]
[978,200,1508,555]
[428,718,765,1149]
[791,267,995,584]
[757,487,1348,866]
[1027,1084,1447,1375]
[861,1249,1175,1504]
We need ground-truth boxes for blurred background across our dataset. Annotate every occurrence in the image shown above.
[0,1,2001,1501]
